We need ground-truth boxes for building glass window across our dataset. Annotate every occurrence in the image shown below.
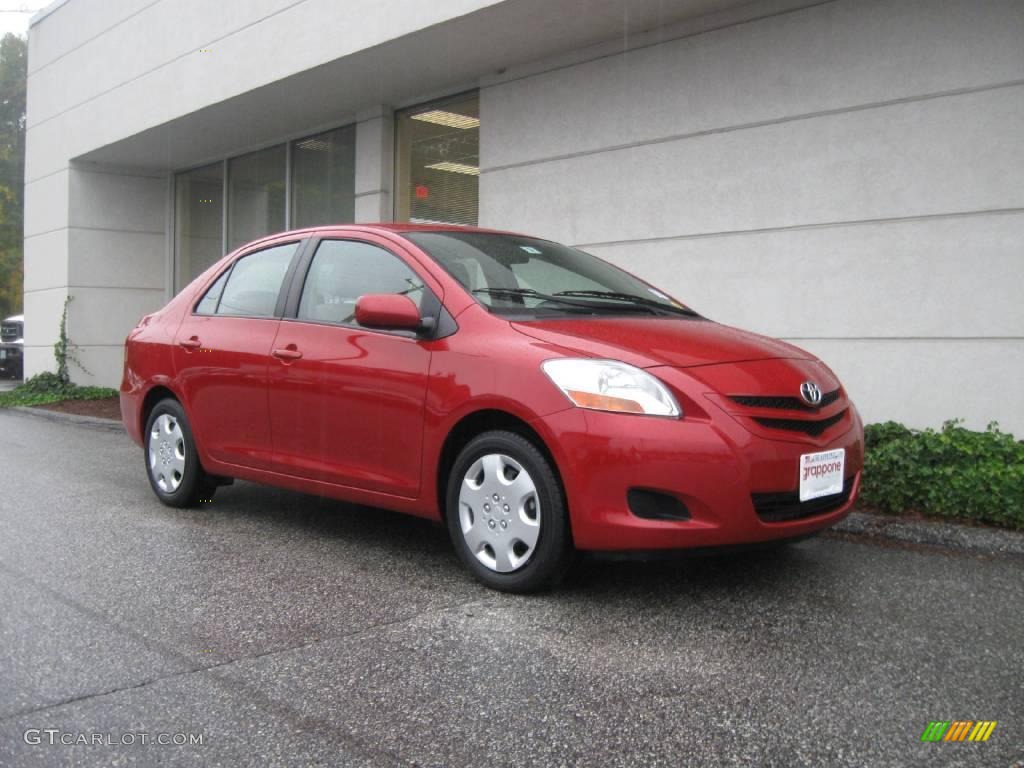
[292,125,356,229]
[174,163,223,290]
[228,145,286,251]
[395,92,479,226]
[172,121,358,291]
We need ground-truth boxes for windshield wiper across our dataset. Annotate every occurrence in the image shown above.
[472,287,655,314]
[472,287,545,299]
[554,290,699,317]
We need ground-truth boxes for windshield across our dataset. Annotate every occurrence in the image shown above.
[403,231,696,319]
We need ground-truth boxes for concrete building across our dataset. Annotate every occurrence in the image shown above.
[23,0,1024,432]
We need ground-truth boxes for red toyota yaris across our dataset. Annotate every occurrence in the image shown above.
[121,224,863,592]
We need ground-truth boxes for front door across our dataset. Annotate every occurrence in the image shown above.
[267,237,435,497]
[173,241,301,470]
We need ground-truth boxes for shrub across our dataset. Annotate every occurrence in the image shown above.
[863,420,913,450]
[18,371,73,396]
[0,372,116,408]
[861,420,1024,530]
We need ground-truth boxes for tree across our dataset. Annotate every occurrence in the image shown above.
[0,33,26,321]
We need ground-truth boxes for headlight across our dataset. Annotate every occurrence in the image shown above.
[541,359,681,417]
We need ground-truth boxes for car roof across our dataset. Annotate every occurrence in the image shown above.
[238,223,530,251]
[3,314,23,323]
[316,223,526,236]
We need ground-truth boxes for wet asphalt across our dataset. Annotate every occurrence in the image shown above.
[0,409,1021,767]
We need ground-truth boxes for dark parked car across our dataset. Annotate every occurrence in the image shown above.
[0,313,23,380]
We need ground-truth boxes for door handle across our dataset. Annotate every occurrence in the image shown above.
[179,336,201,350]
[272,347,303,361]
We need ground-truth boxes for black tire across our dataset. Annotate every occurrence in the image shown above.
[143,398,217,508]
[446,430,573,593]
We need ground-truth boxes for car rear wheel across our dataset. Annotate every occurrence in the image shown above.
[144,398,216,508]
[446,430,572,592]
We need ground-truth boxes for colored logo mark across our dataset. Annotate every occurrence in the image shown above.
[920,721,997,742]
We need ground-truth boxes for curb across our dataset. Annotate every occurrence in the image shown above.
[833,510,1024,558]
[7,405,125,432]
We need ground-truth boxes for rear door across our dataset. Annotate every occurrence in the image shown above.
[173,240,304,470]
[267,236,439,496]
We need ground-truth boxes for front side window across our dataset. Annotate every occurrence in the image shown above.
[297,240,425,327]
[404,231,696,320]
[203,242,298,318]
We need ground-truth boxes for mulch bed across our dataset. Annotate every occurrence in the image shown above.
[34,396,121,421]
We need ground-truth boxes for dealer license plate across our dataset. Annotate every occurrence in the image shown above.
[799,448,845,502]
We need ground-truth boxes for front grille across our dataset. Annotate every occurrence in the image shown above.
[752,476,854,522]
[754,409,847,437]
[730,388,840,412]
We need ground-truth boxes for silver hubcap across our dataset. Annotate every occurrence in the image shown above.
[148,413,186,493]
[458,453,541,573]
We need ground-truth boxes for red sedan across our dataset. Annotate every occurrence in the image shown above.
[121,224,863,592]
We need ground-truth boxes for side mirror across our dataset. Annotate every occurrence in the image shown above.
[354,294,424,331]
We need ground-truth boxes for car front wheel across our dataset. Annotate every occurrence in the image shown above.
[446,430,572,592]
[144,398,216,508]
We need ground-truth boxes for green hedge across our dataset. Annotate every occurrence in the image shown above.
[0,372,117,408]
[862,420,1024,530]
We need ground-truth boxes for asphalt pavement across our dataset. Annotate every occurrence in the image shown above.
[0,409,1021,767]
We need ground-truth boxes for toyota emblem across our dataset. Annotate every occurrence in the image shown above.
[800,381,822,406]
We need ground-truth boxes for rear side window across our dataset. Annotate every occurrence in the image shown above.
[297,240,425,327]
[198,242,298,317]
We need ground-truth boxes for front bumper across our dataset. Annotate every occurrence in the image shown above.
[535,402,864,552]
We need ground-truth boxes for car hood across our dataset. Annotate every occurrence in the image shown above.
[510,317,813,368]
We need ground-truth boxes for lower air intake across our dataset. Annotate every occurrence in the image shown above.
[751,476,854,523]
[627,489,691,521]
